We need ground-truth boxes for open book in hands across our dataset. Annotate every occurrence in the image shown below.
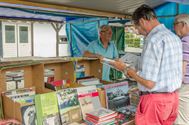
[101,57,130,70]
[101,57,135,81]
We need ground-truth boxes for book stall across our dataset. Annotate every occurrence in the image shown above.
[0,0,189,124]
[0,57,139,125]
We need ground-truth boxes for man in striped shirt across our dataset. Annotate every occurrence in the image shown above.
[111,4,182,125]
[174,14,189,125]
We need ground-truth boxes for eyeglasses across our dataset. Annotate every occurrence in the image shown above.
[174,22,183,26]
[101,29,112,34]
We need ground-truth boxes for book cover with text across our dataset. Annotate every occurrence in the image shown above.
[35,92,61,125]
[56,88,81,124]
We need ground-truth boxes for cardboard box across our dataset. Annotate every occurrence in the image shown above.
[76,58,102,79]
[0,62,43,94]
[41,60,75,93]
[97,88,106,108]
[2,87,35,122]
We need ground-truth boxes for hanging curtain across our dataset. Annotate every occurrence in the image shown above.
[66,18,108,57]
[110,26,125,81]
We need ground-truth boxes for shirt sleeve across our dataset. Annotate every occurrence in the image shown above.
[182,40,189,62]
[138,41,163,82]
[86,42,95,53]
[113,44,119,58]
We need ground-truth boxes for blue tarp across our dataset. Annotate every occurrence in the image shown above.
[0,6,67,22]
[165,0,189,4]
[155,2,189,30]
[66,2,189,57]
[66,18,108,57]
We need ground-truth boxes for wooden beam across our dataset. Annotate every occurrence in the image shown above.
[0,0,129,18]
[51,23,63,57]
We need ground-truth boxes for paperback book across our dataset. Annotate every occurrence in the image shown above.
[35,92,61,125]
[56,88,81,124]
[21,104,37,125]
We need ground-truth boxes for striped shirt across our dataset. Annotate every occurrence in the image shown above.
[182,34,189,84]
[137,24,182,92]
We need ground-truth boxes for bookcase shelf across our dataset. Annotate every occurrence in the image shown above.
[0,57,103,122]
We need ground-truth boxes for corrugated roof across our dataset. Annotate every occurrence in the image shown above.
[0,7,66,22]
[25,0,165,14]
[0,0,166,18]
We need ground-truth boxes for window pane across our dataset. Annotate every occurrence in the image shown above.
[19,26,28,43]
[5,25,15,43]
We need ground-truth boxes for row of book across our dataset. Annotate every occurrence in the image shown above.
[2,79,138,125]
[2,86,100,125]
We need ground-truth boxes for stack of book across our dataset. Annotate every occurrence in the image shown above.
[4,87,35,102]
[85,108,117,125]
[77,76,100,86]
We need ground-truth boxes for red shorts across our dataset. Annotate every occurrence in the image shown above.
[135,92,178,125]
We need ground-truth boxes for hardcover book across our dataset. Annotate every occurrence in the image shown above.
[56,88,81,124]
[104,81,129,111]
[77,86,101,120]
[86,108,116,120]
[86,107,117,125]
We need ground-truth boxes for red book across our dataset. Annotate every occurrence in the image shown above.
[50,80,63,86]
[86,108,117,121]
[86,115,116,124]
[47,76,54,83]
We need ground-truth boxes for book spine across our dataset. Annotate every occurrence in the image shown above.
[35,95,43,125]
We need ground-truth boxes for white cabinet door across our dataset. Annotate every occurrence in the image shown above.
[18,24,31,57]
[2,22,31,58]
[2,23,17,58]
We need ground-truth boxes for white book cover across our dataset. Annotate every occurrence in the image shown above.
[78,78,100,86]
[120,53,140,70]
[3,87,35,101]
[77,86,101,120]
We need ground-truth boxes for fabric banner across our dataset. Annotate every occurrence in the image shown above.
[164,0,189,4]
[66,18,108,57]
[110,26,125,80]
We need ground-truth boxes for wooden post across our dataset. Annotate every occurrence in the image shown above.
[51,23,63,57]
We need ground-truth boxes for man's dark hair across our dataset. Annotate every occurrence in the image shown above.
[132,4,157,25]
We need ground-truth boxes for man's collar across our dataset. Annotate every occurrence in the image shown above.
[98,38,111,48]
[146,24,164,38]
